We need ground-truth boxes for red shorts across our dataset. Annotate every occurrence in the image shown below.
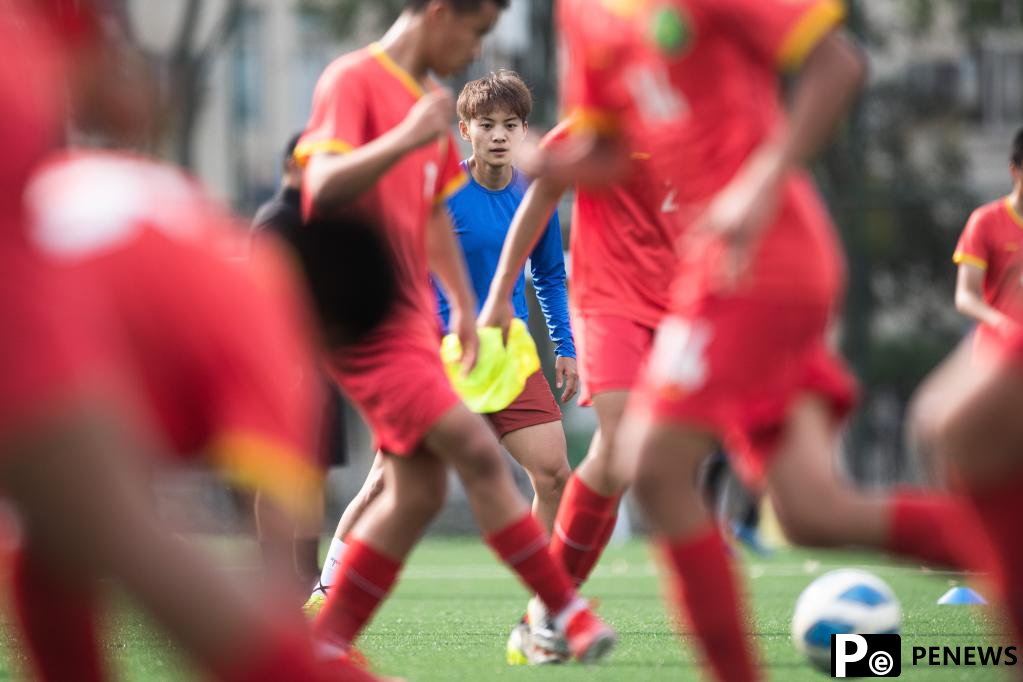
[486,369,561,438]
[630,295,858,488]
[325,315,460,456]
[573,313,657,406]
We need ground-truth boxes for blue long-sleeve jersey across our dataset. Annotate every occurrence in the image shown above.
[435,162,575,359]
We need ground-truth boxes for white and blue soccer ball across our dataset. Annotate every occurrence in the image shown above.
[791,569,902,671]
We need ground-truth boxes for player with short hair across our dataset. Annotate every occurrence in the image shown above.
[441,70,576,529]
[296,0,615,665]
[510,1,989,679]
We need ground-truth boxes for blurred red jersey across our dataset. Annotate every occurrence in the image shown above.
[295,43,469,454]
[559,0,848,304]
[0,4,62,243]
[954,198,1023,320]
[0,3,108,440]
[542,120,675,329]
[25,152,325,516]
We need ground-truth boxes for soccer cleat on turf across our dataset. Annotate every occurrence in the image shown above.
[507,615,566,665]
[506,618,530,665]
[562,605,617,664]
[526,596,568,656]
[303,580,329,618]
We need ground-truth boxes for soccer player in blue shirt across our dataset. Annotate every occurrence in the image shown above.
[436,71,576,536]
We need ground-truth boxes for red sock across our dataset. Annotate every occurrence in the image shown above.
[571,513,618,586]
[662,527,760,682]
[12,551,104,682]
[312,539,402,647]
[550,474,619,586]
[886,490,990,571]
[964,473,1023,645]
[487,513,577,614]
[218,633,319,682]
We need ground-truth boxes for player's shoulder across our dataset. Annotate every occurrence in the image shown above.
[315,45,376,90]
[967,198,1010,228]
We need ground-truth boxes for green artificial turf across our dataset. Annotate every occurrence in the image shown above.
[0,538,1009,680]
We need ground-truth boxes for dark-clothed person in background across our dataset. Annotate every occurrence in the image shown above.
[252,133,350,589]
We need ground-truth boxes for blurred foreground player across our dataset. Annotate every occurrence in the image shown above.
[296,0,615,664]
[523,1,989,679]
[2,4,394,681]
[479,113,676,662]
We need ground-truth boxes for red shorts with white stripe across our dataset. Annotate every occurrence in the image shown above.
[628,294,858,488]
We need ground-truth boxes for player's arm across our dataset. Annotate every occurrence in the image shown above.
[528,212,579,402]
[955,263,1013,330]
[478,176,569,331]
[305,90,455,216]
[427,203,479,373]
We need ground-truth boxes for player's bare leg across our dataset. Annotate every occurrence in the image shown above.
[305,453,387,614]
[624,416,760,682]
[500,420,571,531]
[509,391,634,664]
[767,395,983,571]
[315,402,616,663]
[931,354,1023,643]
[0,411,349,681]
[311,448,447,656]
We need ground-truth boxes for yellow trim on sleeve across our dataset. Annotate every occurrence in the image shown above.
[566,107,621,136]
[436,171,469,204]
[777,0,847,71]
[369,42,426,99]
[1005,198,1023,230]
[630,151,652,160]
[210,430,324,524]
[293,139,354,167]
[953,251,988,270]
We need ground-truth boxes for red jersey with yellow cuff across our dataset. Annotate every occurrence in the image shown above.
[954,197,1023,322]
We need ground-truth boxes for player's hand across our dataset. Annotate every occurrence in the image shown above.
[397,89,456,151]
[555,356,579,403]
[477,294,515,342]
[449,306,480,375]
[684,144,785,290]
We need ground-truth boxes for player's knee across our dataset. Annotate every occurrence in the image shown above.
[532,460,570,501]
[453,429,505,486]
[397,475,447,521]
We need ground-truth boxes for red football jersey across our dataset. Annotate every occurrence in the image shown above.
[0,4,107,440]
[0,3,62,243]
[954,198,1023,320]
[296,42,468,324]
[542,119,675,328]
[558,0,848,303]
[25,152,325,516]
